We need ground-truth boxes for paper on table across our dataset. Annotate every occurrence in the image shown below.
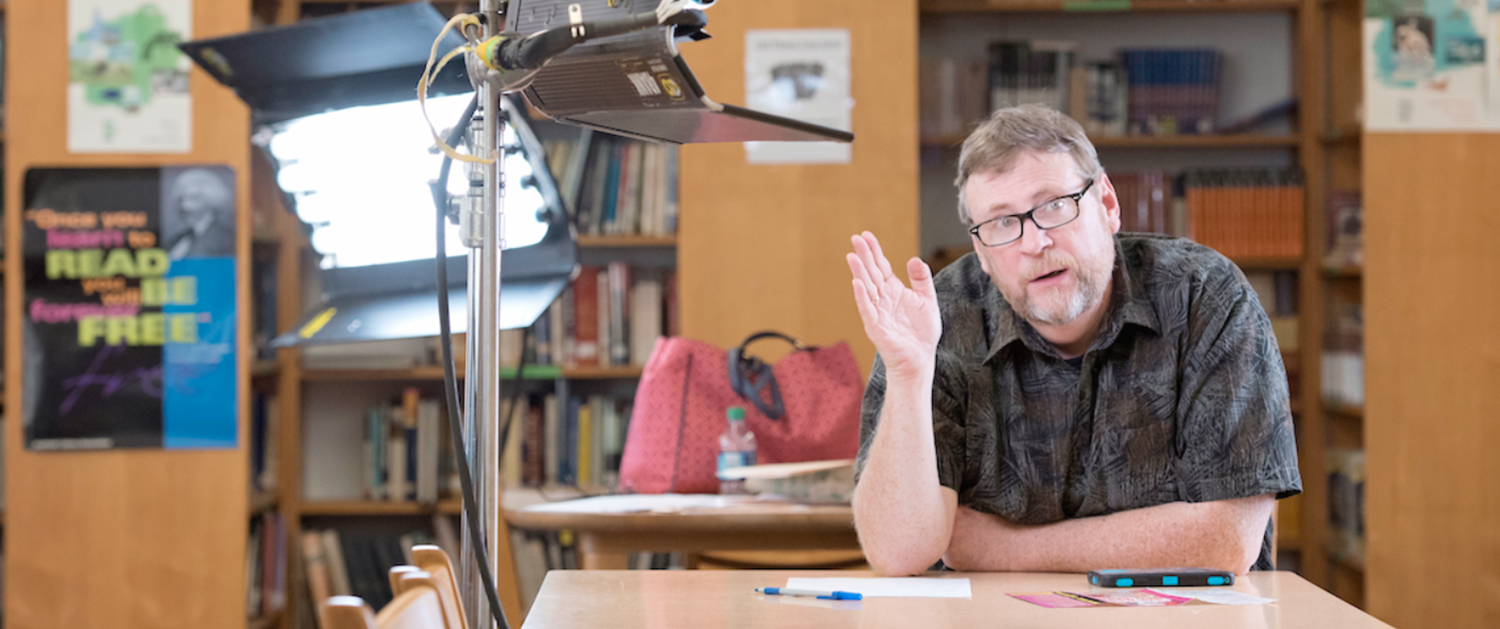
[784,577,972,598]
[523,494,752,514]
[1148,588,1276,606]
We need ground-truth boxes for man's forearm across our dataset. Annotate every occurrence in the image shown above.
[853,362,956,576]
[943,495,1274,574]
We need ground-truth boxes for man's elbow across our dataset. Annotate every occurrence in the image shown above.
[864,549,938,576]
[1198,531,1261,575]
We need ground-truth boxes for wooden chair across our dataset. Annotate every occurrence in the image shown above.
[321,571,454,629]
[410,545,470,629]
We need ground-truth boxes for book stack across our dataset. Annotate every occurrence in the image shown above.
[1118,48,1223,136]
[246,513,286,620]
[504,393,634,491]
[1326,448,1366,566]
[919,57,989,141]
[533,265,677,369]
[1322,303,1364,410]
[549,133,679,237]
[987,40,1077,113]
[1182,167,1305,261]
[361,388,456,504]
[1110,171,1171,235]
[1325,190,1363,270]
[250,392,279,498]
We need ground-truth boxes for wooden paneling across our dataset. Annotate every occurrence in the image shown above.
[1364,133,1500,628]
[4,2,252,627]
[678,0,919,374]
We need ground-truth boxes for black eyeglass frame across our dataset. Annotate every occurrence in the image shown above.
[968,178,1097,247]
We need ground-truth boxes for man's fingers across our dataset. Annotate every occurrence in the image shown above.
[850,235,882,298]
[865,231,898,283]
[851,280,877,324]
[853,233,886,284]
[847,244,879,299]
[908,257,937,300]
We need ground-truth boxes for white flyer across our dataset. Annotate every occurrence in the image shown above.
[1363,0,1492,131]
[68,0,193,153]
[743,29,853,164]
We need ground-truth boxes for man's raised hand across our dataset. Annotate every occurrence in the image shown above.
[845,231,941,376]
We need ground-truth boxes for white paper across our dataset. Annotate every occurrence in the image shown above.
[68,0,193,152]
[1151,588,1276,606]
[784,577,972,598]
[521,493,754,514]
[1363,0,1494,131]
[743,29,852,164]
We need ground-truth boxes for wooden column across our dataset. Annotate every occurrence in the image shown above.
[4,2,252,627]
[677,0,920,374]
[1364,134,1500,628]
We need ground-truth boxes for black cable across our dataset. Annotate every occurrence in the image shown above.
[430,93,513,629]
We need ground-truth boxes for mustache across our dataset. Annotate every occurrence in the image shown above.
[1024,252,1080,282]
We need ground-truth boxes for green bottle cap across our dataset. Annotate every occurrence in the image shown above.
[727,406,745,421]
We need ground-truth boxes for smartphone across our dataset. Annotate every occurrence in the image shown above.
[1087,568,1235,588]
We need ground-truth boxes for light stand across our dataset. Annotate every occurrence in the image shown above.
[457,4,508,629]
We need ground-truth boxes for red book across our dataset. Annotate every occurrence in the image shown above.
[573,266,601,366]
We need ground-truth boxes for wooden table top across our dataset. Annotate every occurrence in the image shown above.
[505,496,855,534]
[519,570,1393,629]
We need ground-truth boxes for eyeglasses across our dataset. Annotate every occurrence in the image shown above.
[968,178,1095,247]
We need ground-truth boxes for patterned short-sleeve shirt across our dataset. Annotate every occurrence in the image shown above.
[856,234,1302,570]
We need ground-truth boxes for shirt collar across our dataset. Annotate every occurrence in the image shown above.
[984,236,1160,362]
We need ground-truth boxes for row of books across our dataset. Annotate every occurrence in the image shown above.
[250,392,279,496]
[502,393,634,490]
[1246,270,1300,354]
[1183,167,1305,261]
[1327,448,1366,565]
[544,132,680,237]
[361,389,461,503]
[246,512,288,620]
[922,40,1228,140]
[1080,167,1307,264]
[300,522,450,622]
[1326,190,1362,270]
[529,264,679,369]
[1323,303,1364,409]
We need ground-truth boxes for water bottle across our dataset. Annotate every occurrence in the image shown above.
[717,406,758,494]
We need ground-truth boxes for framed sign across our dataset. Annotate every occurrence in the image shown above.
[22,166,238,450]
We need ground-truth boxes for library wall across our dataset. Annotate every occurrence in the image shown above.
[1363,133,1500,629]
[917,12,1295,257]
[3,1,252,627]
[677,0,921,375]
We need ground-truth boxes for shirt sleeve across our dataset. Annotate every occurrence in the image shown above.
[854,349,970,491]
[1174,269,1303,503]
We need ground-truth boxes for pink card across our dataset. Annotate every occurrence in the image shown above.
[1008,592,1105,608]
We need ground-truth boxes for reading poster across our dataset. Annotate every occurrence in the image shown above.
[22,166,238,451]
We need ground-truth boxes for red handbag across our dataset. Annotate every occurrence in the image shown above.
[618,331,863,494]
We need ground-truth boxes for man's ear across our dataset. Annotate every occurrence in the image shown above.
[1097,173,1122,235]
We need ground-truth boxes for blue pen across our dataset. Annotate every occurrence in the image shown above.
[756,587,863,600]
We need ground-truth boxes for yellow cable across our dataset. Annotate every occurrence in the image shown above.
[420,13,494,165]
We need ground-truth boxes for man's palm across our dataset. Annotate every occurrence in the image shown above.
[846,232,942,374]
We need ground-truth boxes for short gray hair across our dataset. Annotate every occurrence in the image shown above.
[954,105,1103,226]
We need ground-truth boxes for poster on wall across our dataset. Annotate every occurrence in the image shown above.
[743,29,853,164]
[1364,0,1496,130]
[67,0,192,153]
[22,167,238,451]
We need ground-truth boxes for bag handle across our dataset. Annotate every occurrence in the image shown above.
[727,331,806,420]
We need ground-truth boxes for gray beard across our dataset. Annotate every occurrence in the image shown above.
[998,242,1115,328]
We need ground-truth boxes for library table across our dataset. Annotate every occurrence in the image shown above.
[520,570,1393,629]
[504,495,859,570]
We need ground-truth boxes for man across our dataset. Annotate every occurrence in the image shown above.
[163,167,236,260]
[845,105,1300,576]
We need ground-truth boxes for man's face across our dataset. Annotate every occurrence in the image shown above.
[963,151,1120,327]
